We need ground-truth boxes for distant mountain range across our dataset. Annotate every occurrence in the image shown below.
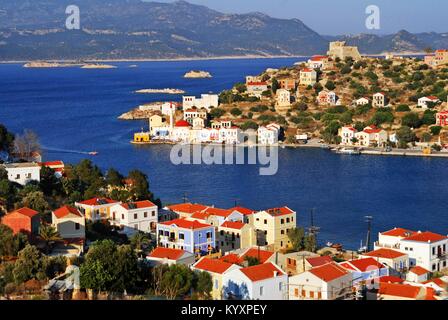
[0,0,447,61]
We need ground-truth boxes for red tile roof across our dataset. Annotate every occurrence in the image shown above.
[364,248,406,259]
[175,120,190,127]
[228,206,255,215]
[161,218,211,230]
[53,205,83,219]
[247,82,267,86]
[10,207,39,218]
[343,258,385,272]
[220,254,243,264]
[306,256,333,267]
[264,207,295,217]
[240,262,284,282]
[379,276,404,283]
[220,221,245,230]
[410,266,429,276]
[424,278,447,287]
[167,203,209,214]
[148,247,185,260]
[310,262,350,282]
[403,231,447,243]
[379,283,422,299]
[301,68,314,73]
[77,198,118,206]
[120,200,156,210]
[310,55,328,61]
[194,258,234,274]
[203,207,232,217]
[240,248,274,264]
[381,228,416,238]
[190,211,210,220]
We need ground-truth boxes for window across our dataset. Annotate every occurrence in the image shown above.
[144,212,148,218]
[286,218,290,223]
[134,213,138,220]
[134,224,138,229]
[281,219,284,224]
[152,211,155,217]
[264,219,267,225]
[121,214,124,220]
[294,288,299,297]
[432,264,436,271]
[15,174,20,179]
[159,230,164,236]
[206,232,212,239]
[432,247,436,255]
[279,282,282,291]
[215,280,219,289]
[259,286,264,296]
[164,231,169,236]
[281,230,285,235]
[179,233,185,240]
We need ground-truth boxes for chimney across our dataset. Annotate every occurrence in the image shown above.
[273,271,278,277]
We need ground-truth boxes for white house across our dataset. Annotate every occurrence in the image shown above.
[246,82,268,98]
[258,123,280,145]
[307,55,331,70]
[355,125,388,147]
[222,262,288,300]
[3,162,41,186]
[317,90,337,106]
[372,92,387,108]
[339,126,357,145]
[52,205,85,240]
[172,120,191,143]
[300,68,317,86]
[75,197,120,222]
[110,200,158,235]
[361,248,409,273]
[276,89,291,107]
[183,94,219,111]
[375,228,448,272]
[339,258,389,285]
[219,127,243,144]
[406,266,430,283]
[146,247,195,267]
[418,96,440,109]
[289,262,353,300]
[355,97,370,106]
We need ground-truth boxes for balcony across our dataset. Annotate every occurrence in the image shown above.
[374,241,400,250]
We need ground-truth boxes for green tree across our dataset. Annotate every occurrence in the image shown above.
[271,78,279,94]
[234,83,247,94]
[287,227,305,251]
[12,245,45,284]
[396,126,417,148]
[127,170,153,202]
[325,80,336,91]
[0,124,15,154]
[160,264,194,300]
[209,108,226,119]
[401,113,422,128]
[39,166,62,197]
[193,271,213,300]
[395,104,410,112]
[21,191,49,213]
[39,224,62,254]
[421,132,432,143]
[106,168,124,187]
[0,225,29,258]
[230,107,242,117]
[430,126,442,136]
[130,232,152,257]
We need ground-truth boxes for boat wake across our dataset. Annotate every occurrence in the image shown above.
[42,147,98,156]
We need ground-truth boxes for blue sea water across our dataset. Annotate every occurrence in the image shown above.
[0,58,447,249]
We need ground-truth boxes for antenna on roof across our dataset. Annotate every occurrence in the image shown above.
[182,192,188,203]
[234,198,240,207]
[365,216,373,252]
[308,208,320,252]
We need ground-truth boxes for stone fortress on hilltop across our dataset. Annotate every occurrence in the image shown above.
[327,41,362,61]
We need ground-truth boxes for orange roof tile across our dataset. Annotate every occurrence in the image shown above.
[264,206,295,217]
[343,258,385,272]
[379,276,404,283]
[161,218,212,230]
[53,205,83,219]
[410,266,429,276]
[220,254,243,265]
[9,207,39,218]
[194,258,234,274]
[306,256,333,267]
[379,283,422,299]
[240,262,284,282]
[364,248,407,259]
[220,221,245,230]
[240,248,274,264]
[120,200,156,210]
[381,228,416,238]
[148,247,185,260]
[403,231,447,243]
[167,203,209,214]
[77,198,118,206]
[228,206,255,215]
[310,262,350,282]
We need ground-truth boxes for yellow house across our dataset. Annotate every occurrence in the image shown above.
[249,207,296,250]
[192,257,241,299]
[74,197,120,222]
[133,132,150,143]
[217,221,257,254]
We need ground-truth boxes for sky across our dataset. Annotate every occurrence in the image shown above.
[155,0,448,35]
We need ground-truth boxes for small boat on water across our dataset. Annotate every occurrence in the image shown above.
[88,151,99,156]
[335,147,361,155]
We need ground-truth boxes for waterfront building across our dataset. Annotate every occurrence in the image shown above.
[156,218,215,255]
[172,120,191,143]
[133,131,151,143]
[355,125,388,147]
[257,123,280,145]
[339,126,357,145]
[2,162,41,186]
[182,94,219,111]
[222,262,288,300]
[110,200,158,235]
[219,126,243,144]
[216,221,257,254]
[299,68,317,86]
[192,117,206,129]
[276,89,291,107]
[52,206,85,240]
[436,110,448,126]
[1,207,40,238]
[327,41,362,61]
[361,248,409,273]
[193,257,241,300]
[249,207,296,250]
[246,81,269,98]
[184,108,208,123]
[374,228,448,272]
[289,262,352,300]
[161,101,179,115]
[418,96,440,109]
[146,247,195,267]
[75,197,120,222]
